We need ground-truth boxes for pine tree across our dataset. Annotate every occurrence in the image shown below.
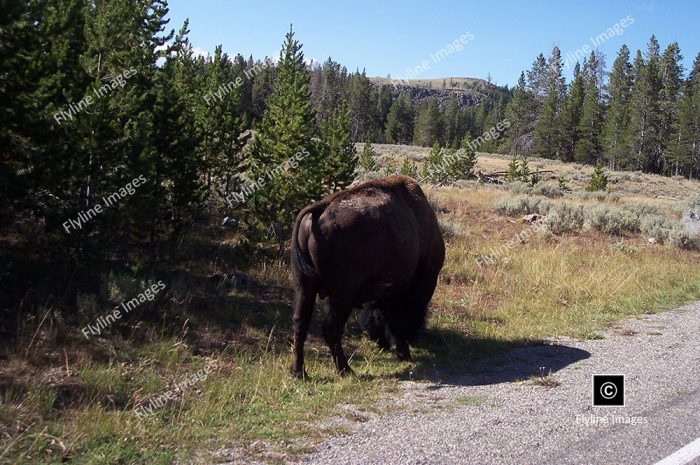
[78,0,174,254]
[668,53,700,177]
[561,63,585,162]
[346,69,372,141]
[505,155,520,182]
[520,157,531,179]
[658,42,684,174]
[421,142,446,183]
[358,140,378,172]
[575,52,605,164]
[246,26,321,244]
[385,94,414,144]
[587,163,609,191]
[199,45,245,201]
[604,45,633,169]
[527,53,549,102]
[627,36,663,173]
[504,72,536,156]
[413,99,443,146]
[443,95,461,148]
[445,134,477,180]
[399,157,418,178]
[153,31,203,236]
[533,46,565,159]
[316,57,347,126]
[381,155,398,176]
[320,103,357,192]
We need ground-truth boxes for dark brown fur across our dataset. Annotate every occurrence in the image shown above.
[290,176,445,377]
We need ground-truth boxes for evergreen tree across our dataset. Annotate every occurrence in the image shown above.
[504,72,536,156]
[587,162,609,191]
[505,155,521,182]
[658,42,684,174]
[443,95,461,148]
[533,46,565,158]
[346,69,372,141]
[153,32,203,237]
[627,36,663,173]
[668,53,700,177]
[399,157,418,178]
[320,103,357,192]
[604,45,633,169]
[527,53,549,102]
[198,45,245,200]
[385,94,414,144]
[413,99,443,146]
[561,63,585,162]
[421,142,446,183]
[575,52,605,164]
[315,57,347,126]
[381,155,398,176]
[445,134,477,180]
[246,26,321,243]
[358,140,378,172]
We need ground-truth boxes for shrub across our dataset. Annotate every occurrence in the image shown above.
[585,205,640,235]
[508,181,532,195]
[623,202,665,217]
[611,240,637,254]
[533,182,563,198]
[438,219,462,239]
[494,196,528,216]
[493,195,553,217]
[669,229,700,251]
[639,214,676,243]
[606,192,622,202]
[688,194,700,211]
[545,203,584,235]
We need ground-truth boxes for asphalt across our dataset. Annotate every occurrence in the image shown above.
[295,302,700,465]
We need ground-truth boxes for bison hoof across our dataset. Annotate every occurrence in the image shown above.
[290,366,309,380]
[339,366,355,377]
[376,337,391,352]
[396,348,412,362]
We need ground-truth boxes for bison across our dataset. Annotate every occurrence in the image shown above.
[290,175,445,378]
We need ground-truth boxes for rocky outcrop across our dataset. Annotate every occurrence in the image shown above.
[377,83,483,109]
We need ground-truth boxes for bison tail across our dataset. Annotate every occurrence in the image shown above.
[292,207,320,278]
[293,237,317,277]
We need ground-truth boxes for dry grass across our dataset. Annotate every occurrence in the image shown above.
[2,147,700,464]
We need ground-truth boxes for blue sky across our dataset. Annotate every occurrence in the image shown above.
[166,0,699,86]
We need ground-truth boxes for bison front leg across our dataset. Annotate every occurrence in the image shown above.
[323,301,354,376]
[291,287,316,379]
[395,338,412,361]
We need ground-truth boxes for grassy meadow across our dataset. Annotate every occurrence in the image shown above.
[2,146,700,464]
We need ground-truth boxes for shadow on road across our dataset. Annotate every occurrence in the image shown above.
[397,327,592,387]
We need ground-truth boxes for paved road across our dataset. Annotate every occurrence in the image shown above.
[298,302,700,465]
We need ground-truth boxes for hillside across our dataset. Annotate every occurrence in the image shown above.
[368,76,509,109]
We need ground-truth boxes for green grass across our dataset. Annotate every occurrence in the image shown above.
[452,395,488,407]
[3,178,700,464]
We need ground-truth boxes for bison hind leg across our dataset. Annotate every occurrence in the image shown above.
[323,298,355,376]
